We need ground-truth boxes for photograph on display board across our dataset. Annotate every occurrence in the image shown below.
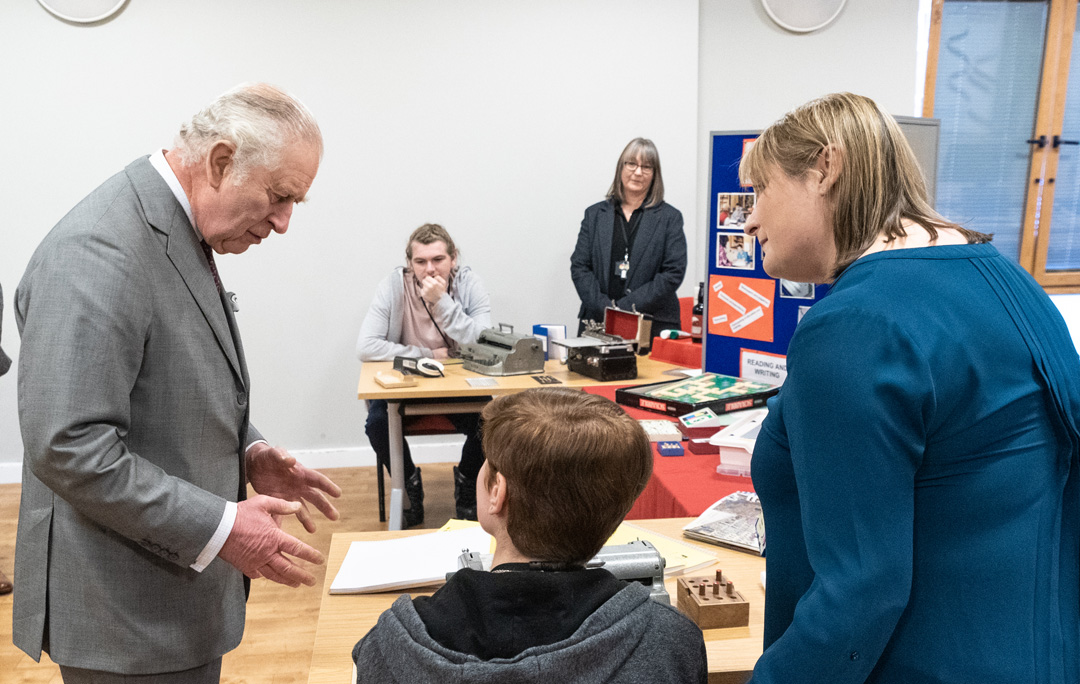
[797,305,811,324]
[779,280,815,299]
[716,192,755,229]
[716,232,755,270]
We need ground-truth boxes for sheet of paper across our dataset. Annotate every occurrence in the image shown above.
[663,368,704,378]
[438,519,483,532]
[330,527,495,594]
[607,522,716,576]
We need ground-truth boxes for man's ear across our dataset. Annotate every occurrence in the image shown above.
[205,141,237,190]
[487,471,509,517]
[812,144,842,195]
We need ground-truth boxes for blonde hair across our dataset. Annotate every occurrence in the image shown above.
[740,92,989,278]
[607,137,665,208]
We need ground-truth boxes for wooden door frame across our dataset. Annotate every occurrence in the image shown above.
[924,0,1080,292]
[1033,0,1080,288]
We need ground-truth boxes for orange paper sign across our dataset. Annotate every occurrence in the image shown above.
[708,275,774,343]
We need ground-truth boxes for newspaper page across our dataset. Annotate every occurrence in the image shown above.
[682,491,765,555]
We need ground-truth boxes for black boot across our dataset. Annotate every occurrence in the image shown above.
[453,466,477,521]
[404,467,424,528]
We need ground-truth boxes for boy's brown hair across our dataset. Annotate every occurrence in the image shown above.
[481,388,652,565]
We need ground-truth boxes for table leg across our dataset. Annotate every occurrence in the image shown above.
[386,399,405,531]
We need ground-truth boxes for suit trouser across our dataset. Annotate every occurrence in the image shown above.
[59,658,222,684]
[364,398,485,479]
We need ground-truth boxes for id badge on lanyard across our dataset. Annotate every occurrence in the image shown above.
[617,252,630,280]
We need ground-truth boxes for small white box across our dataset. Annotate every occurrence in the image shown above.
[710,409,767,478]
[638,419,682,443]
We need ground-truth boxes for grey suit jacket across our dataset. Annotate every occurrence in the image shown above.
[13,156,263,674]
[570,199,687,327]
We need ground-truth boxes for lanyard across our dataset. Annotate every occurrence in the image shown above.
[617,207,640,280]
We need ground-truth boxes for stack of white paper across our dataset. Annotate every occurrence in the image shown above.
[330,526,494,594]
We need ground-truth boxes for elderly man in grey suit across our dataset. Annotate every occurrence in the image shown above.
[13,83,342,683]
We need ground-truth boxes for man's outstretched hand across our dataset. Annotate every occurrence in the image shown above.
[246,443,342,533]
[219,495,325,587]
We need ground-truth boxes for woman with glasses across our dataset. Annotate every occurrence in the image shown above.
[570,138,687,337]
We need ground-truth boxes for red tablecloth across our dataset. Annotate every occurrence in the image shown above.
[649,336,702,369]
[584,384,756,519]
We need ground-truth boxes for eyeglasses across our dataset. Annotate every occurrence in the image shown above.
[623,161,654,174]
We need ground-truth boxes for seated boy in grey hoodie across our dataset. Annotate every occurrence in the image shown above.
[352,387,708,683]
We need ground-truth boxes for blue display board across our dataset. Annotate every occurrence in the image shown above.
[703,132,830,383]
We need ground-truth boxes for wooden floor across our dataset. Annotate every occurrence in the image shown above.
[0,464,461,684]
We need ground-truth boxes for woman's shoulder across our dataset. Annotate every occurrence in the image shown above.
[647,201,682,220]
[585,199,614,215]
[793,271,958,366]
[798,281,897,330]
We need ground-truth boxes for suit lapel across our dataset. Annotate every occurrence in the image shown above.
[125,158,245,385]
[597,202,614,293]
[221,291,250,392]
[627,205,658,285]
[221,290,251,504]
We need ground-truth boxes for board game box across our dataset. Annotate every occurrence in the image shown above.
[616,373,778,417]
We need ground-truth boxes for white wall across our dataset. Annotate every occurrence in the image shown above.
[0,0,699,480]
[2,1,1073,482]
[1052,295,1080,350]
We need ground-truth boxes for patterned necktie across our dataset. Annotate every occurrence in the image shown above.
[199,241,223,292]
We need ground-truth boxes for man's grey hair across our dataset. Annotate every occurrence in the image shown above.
[174,82,323,183]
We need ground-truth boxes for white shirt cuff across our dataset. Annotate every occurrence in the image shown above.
[189,440,267,572]
[190,501,237,572]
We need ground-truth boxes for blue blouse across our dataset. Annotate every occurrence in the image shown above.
[751,244,1080,684]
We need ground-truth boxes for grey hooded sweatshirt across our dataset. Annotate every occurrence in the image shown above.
[352,578,707,683]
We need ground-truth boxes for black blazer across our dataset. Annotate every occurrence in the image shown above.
[570,199,687,326]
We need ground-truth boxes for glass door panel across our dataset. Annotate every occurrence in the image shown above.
[934,1,1049,263]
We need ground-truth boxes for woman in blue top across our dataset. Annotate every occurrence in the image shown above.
[741,93,1080,684]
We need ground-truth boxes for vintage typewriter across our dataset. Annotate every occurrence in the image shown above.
[459,324,546,376]
[554,323,638,382]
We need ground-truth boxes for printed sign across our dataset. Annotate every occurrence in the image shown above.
[740,349,787,385]
[708,275,774,343]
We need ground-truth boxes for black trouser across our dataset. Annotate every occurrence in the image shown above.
[364,398,485,479]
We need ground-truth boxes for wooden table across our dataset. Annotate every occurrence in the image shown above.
[358,357,685,530]
[307,518,765,684]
